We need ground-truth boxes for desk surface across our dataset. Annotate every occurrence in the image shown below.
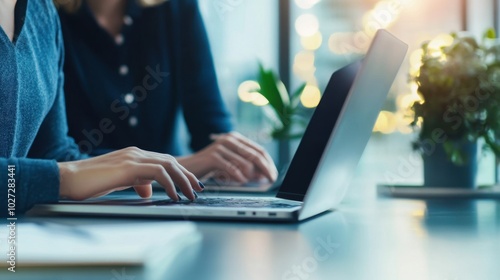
[4,133,500,280]
[5,175,500,280]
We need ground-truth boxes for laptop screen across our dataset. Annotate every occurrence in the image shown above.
[276,60,362,201]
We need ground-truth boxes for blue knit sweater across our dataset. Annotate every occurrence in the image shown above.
[0,0,83,216]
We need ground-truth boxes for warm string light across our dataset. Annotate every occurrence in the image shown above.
[237,80,268,106]
[301,32,323,51]
[238,0,323,108]
[300,85,321,108]
[293,0,322,108]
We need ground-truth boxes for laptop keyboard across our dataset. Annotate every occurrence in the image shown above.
[150,197,301,209]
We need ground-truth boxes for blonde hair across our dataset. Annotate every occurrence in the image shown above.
[54,0,169,13]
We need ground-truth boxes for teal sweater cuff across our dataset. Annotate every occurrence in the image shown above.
[1,158,60,217]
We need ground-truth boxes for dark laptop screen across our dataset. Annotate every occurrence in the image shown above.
[276,60,362,201]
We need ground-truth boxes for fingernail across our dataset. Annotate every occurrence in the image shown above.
[192,191,198,200]
[177,193,182,201]
[198,181,205,189]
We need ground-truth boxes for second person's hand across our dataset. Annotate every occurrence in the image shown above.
[177,132,278,184]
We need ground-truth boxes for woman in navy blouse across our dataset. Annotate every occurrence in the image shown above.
[56,0,278,184]
[0,0,205,216]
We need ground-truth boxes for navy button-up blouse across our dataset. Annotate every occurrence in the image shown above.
[58,0,233,156]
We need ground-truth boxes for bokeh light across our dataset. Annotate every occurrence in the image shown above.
[373,111,397,134]
[295,14,320,37]
[293,51,315,71]
[238,80,261,103]
[251,92,270,106]
[427,34,454,57]
[301,32,323,51]
[300,85,321,108]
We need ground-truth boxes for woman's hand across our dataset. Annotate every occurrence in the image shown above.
[57,147,203,201]
[177,132,278,184]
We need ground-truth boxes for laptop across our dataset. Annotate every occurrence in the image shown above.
[32,30,407,222]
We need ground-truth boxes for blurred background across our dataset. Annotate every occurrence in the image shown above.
[179,0,498,187]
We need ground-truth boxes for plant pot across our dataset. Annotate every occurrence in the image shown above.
[422,141,478,188]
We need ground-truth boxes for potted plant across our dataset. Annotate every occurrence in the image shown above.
[257,64,308,140]
[410,30,500,188]
[256,64,309,167]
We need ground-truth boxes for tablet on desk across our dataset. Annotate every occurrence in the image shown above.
[377,184,500,199]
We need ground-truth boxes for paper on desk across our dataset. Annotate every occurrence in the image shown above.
[0,222,200,267]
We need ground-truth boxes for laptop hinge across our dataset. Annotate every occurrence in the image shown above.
[276,192,305,202]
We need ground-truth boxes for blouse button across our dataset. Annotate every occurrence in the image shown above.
[124,93,135,104]
[115,34,124,45]
[119,65,129,76]
[124,15,133,26]
[129,116,138,127]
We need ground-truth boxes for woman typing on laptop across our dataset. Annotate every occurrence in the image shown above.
[0,0,202,216]
[55,0,278,184]
[0,0,274,217]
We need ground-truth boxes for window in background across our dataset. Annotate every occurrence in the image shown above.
[198,0,279,155]
[199,0,279,107]
[467,0,494,37]
[290,0,465,136]
[197,0,497,184]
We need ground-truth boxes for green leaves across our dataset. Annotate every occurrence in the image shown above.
[257,64,288,120]
[484,28,497,40]
[257,63,309,140]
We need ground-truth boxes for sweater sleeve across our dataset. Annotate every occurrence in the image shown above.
[176,0,233,151]
[0,158,60,217]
